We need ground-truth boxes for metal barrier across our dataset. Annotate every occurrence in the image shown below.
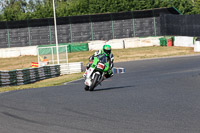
[60,62,83,75]
[112,67,125,74]
[0,65,60,87]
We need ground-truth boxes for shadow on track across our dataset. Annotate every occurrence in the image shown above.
[93,86,134,92]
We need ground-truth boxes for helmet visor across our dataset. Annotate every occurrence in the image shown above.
[104,49,111,55]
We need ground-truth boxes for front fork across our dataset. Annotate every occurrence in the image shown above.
[85,69,104,87]
[96,72,105,86]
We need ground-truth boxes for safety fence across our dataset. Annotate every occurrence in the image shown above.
[160,14,200,36]
[60,62,83,75]
[0,65,60,87]
[0,7,180,48]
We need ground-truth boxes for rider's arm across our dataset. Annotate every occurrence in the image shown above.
[103,62,110,72]
[109,53,114,68]
[88,50,101,61]
[94,50,102,56]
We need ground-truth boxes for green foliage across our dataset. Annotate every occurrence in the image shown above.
[2,0,26,21]
[32,0,54,19]
[0,0,200,21]
[192,0,200,14]
[163,0,193,14]
[0,14,4,21]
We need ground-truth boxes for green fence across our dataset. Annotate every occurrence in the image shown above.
[38,43,89,55]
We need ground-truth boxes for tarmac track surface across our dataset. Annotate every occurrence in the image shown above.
[1,55,200,133]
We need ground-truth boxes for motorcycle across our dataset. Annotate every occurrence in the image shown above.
[84,54,109,91]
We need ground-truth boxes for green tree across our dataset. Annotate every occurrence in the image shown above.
[0,0,199,21]
[31,0,54,19]
[167,0,193,14]
[192,0,200,14]
[25,0,35,19]
[2,0,27,21]
[0,14,4,21]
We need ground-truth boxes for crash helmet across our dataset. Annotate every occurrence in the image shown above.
[103,45,111,56]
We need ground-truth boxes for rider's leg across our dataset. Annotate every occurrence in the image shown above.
[104,69,113,79]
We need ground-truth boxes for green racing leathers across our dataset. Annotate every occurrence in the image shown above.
[85,50,114,78]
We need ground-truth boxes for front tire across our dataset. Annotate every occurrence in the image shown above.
[89,74,99,91]
[84,85,89,91]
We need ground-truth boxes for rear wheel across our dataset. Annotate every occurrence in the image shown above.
[89,74,99,91]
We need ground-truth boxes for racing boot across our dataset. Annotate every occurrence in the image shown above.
[83,63,91,78]
[83,71,87,78]
[105,69,113,79]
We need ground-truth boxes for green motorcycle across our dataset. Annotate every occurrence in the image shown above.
[84,54,109,91]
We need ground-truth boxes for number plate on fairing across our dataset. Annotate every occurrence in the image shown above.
[97,63,105,70]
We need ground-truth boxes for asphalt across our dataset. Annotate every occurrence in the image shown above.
[1,55,200,133]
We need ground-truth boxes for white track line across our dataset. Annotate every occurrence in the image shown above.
[0,91,9,94]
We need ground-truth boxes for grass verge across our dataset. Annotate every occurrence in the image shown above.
[0,46,200,92]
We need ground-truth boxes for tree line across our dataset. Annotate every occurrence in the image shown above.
[0,0,200,21]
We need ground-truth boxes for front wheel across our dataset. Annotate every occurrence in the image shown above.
[89,74,99,91]
[84,85,89,91]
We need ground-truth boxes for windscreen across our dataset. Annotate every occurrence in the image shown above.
[96,54,107,64]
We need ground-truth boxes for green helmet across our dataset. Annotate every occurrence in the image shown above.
[103,45,111,56]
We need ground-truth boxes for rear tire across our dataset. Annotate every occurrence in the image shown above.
[89,74,99,91]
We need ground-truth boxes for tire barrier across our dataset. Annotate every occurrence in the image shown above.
[0,65,60,87]
[0,70,17,86]
[112,67,125,74]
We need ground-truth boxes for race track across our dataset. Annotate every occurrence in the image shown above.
[1,55,200,133]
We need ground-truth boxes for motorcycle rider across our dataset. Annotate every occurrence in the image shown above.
[83,44,114,78]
